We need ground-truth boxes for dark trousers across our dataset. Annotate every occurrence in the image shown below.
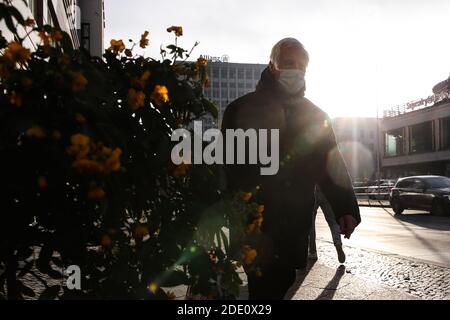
[246,258,297,300]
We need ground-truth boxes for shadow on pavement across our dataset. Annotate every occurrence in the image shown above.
[284,259,317,300]
[394,212,450,231]
[315,265,346,300]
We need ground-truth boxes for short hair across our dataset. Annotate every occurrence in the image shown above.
[270,37,309,66]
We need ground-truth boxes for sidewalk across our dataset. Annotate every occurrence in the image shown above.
[237,260,419,300]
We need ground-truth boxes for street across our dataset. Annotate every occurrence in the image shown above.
[316,206,450,267]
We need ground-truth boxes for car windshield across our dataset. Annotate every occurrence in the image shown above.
[426,177,450,188]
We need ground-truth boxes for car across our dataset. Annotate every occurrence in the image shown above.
[389,175,450,216]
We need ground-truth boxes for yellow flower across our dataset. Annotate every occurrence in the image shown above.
[104,148,122,173]
[256,215,264,227]
[140,70,151,81]
[25,126,45,139]
[241,192,252,202]
[88,186,106,199]
[9,92,22,108]
[75,113,86,125]
[246,222,257,233]
[72,159,103,173]
[3,42,31,64]
[166,26,183,37]
[151,85,169,105]
[50,31,63,42]
[166,291,176,300]
[100,234,112,248]
[257,205,264,214]
[133,225,149,238]
[24,18,35,27]
[196,57,208,66]
[71,133,90,147]
[38,32,50,46]
[139,31,149,48]
[37,176,48,189]
[67,133,90,159]
[128,88,146,110]
[125,49,133,57]
[108,39,125,54]
[71,72,88,92]
[241,246,257,265]
[173,162,189,178]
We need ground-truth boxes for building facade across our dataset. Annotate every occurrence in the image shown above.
[202,58,267,129]
[1,0,104,57]
[380,76,450,178]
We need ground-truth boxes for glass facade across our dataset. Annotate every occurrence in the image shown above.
[440,116,450,150]
[409,121,433,154]
[385,128,404,157]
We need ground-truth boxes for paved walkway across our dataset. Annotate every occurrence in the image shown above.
[237,258,418,300]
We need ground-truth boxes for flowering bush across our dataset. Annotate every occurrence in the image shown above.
[0,4,264,300]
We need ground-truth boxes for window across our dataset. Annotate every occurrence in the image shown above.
[230,89,236,99]
[385,128,404,157]
[212,81,219,88]
[246,69,252,79]
[212,68,219,78]
[440,116,450,150]
[409,121,433,154]
[426,177,450,188]
[397,179,413,188]
[238,83,244,89]
[229,68,236,79]
[411,179,425,190]
[245,82,253,89]
[81,23,90,52]
[221,82,228,88]
[221,69,228,79]
[213,89,220,98]
[238,69,244,79]
[221,88,228,98]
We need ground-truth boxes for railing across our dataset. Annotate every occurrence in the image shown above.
[354,186,391,207]
[383,91,450,118]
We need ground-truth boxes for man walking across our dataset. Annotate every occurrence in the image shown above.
[309,185,346,263]
[222,38,360,299]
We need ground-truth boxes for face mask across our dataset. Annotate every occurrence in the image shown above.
[277,69,305,95]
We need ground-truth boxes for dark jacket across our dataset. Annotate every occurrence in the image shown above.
[221,67,360,268]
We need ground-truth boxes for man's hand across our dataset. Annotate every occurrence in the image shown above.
[338,215,359,239]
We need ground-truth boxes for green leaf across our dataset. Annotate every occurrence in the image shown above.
[202,98,219,119]
[39,285,61,300]
[166,44,177,54]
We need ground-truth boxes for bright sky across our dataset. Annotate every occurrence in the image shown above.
[104,0,450,118]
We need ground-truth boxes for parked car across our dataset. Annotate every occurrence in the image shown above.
[389,176,450,216]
